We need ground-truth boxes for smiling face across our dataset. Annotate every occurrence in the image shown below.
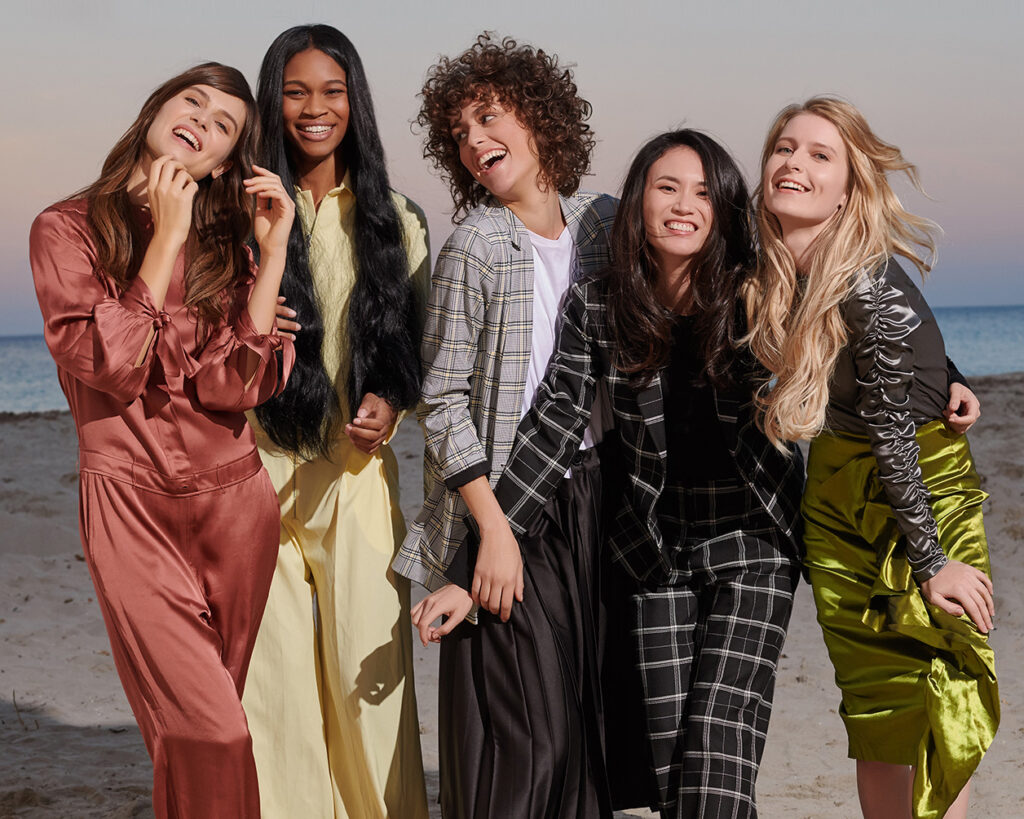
[763,112,850,238]
[144,84,246,180]
[281,48,350,171]
[450,97,541,205]
[643,146,712,276]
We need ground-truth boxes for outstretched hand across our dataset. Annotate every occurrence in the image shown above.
[410,584,474,647]
[920,559,995,633]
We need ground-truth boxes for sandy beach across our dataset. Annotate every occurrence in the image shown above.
[1,375,1022,818]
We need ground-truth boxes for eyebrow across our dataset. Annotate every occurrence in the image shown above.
[653,175,706,185]
[188,86,239,132]
[282,78,347,88]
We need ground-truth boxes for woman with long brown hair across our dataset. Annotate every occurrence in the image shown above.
[29,62,295,817]
[746,97,997,819]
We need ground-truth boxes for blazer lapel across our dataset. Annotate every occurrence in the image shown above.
[636,374,668,460]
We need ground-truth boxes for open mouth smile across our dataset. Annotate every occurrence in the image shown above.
[477,148,507,173]
[665,221,697,233]
[296,123,336,141]
[776,179,808,192]
[172,127,202,152]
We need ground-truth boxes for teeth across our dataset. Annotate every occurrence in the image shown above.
[478,149,507,170]
[299,125,332,134]
[778,180,807,192]
[666,221,696,232]
[173,128,199,150]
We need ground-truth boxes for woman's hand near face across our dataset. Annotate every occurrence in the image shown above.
[148,155,198,249]
[246,164,295,259]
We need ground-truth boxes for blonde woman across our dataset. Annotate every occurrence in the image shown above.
[746,97,998,819]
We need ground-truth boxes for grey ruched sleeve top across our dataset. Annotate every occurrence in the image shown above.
[826,258,957,581]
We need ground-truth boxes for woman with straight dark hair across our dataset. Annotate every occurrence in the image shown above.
[241,24,430,818]
[29,62,295,817]
[416,129,805,817]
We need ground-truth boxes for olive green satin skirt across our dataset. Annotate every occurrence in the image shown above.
[803,420,998,819]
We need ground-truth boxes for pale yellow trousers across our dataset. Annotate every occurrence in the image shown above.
[243,434,428,818]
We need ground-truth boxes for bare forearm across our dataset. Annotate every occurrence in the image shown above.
[246,249,287,335]
[458,475,509,534]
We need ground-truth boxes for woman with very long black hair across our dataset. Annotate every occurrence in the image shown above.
[240,24,430,819]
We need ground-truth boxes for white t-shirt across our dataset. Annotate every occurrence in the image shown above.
[522,227,604,451]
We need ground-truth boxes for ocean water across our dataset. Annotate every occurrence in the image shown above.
[2,306,1022,413]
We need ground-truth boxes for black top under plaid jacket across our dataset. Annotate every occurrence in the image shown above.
[489,276,806,584]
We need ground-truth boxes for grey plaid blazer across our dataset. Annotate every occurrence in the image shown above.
[487,276,805,585]
[392,192,618,592]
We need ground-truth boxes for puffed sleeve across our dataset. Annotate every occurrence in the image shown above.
[846,268,948,581]
[29,206,162,404]
[192,258,295,413]
[417,226,491,490]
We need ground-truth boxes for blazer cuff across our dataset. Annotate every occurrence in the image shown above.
[444,460,490,491]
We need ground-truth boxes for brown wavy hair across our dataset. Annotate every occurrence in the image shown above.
[77,63,260,339]
[418,32,595,219]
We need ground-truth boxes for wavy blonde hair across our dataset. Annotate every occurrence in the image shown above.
[745,96,939,449]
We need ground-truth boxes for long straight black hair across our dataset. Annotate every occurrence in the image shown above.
[606,129,754,390]
[253,24,421,459]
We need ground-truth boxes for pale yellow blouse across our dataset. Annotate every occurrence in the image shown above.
[294,173,430,421]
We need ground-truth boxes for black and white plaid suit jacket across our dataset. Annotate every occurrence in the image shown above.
[480,275,805,585]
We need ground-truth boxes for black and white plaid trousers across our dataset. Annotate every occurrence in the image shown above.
[632,478,799,818]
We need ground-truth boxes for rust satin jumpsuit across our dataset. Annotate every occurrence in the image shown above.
[29,200,295,818]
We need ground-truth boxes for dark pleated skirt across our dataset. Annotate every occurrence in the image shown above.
[439,447,648,818]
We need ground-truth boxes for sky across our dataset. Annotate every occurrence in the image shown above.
[2,0,1021,336]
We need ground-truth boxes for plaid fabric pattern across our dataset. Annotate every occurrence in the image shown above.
[633,480,797,818]
[493,277,805,585]
[393,193,618,591]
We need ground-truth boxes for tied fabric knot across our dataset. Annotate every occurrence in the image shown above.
[153,311,200,379]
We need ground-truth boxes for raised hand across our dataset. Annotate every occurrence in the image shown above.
[245,164,295,259]
[147,155,197,249]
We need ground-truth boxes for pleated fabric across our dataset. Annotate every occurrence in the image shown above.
[803,419,999,819]
[438,448,613,819]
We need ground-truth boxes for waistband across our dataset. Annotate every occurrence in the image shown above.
[78,448,265,496]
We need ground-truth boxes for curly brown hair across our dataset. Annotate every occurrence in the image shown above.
[418,32,595,219]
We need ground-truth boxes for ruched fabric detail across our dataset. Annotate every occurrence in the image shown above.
[844,267,946,581]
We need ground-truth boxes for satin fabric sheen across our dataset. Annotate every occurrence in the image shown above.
[803,420,998,819]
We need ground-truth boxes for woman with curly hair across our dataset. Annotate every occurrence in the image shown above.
[239,24,431,819]
[29,63,294,816]
[746,97,997,819]
[390,33,619,818]
[417,129,808,818]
